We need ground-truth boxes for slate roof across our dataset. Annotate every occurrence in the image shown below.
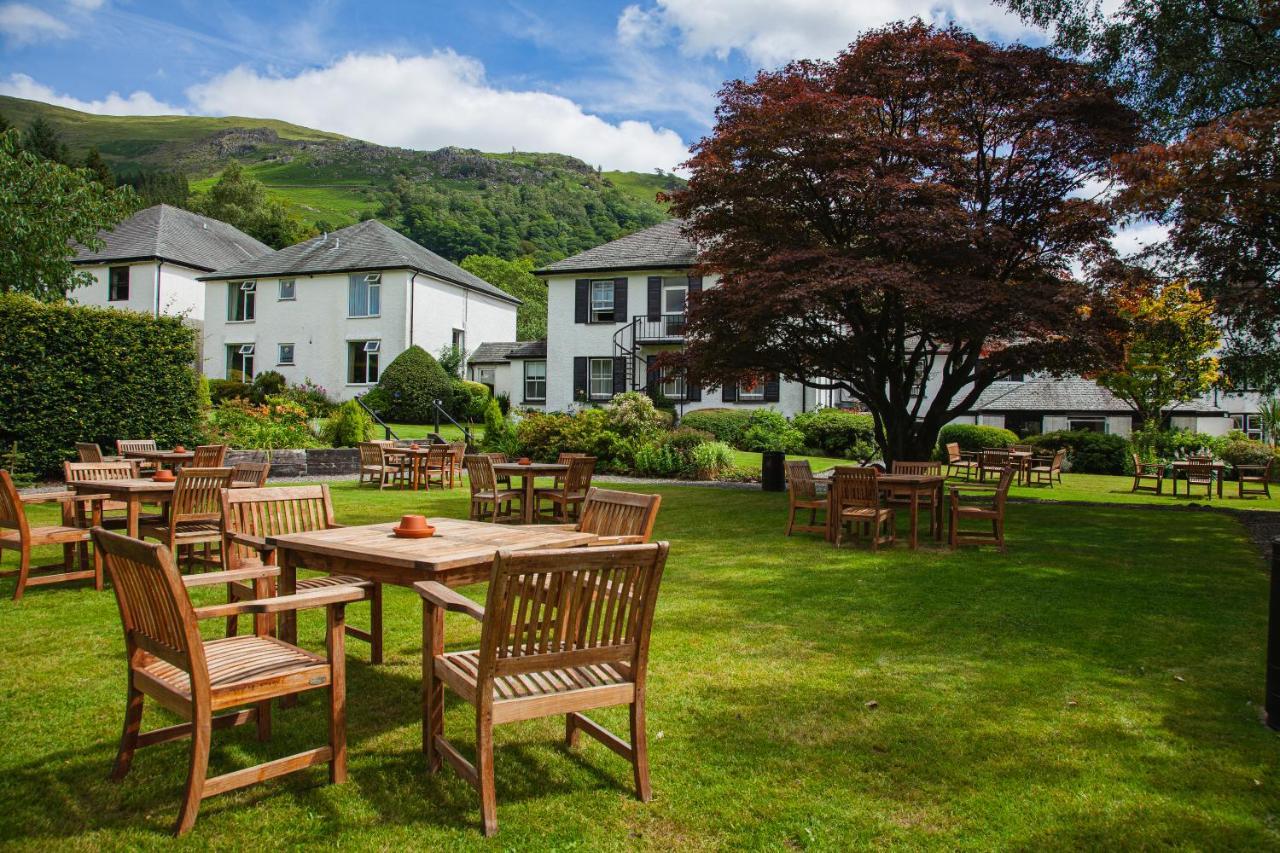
[535,219,696,274]
[200,219,520,305]
[470,340,546,363]
[72,204,272,272]
[972,376,1224,413]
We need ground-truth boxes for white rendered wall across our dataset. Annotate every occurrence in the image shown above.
[408,275,517,373]
[72,261,207,321]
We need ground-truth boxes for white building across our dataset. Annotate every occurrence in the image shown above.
[200,219,519,400]
[71,204,271,322]
[531,220,815,416]
[467,341,547,409]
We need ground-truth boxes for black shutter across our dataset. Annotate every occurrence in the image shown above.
[722,383,738,403]
[764,374,781,402]
[647,276,662,321]
[614,277,628,323]
[646,355,658,393]
[687,275,702,294]
[575,279,589,324]
[613,356,628,395]
[573,356,587,399]
[687,374,701,402]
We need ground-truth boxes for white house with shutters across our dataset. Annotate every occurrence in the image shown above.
[200,219,519,400]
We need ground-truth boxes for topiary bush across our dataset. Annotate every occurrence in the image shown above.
[739,409,806,454]
[249,370,287,403]
[374,345,453,423]
[0,294,201,476]
[936,423,1018,456]
[450,379,491,422]
[679,408,752,445]
[793,408,877,459]
[320,399,374,447]
[1029,430,1129,474]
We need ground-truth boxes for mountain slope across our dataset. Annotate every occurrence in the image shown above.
[0,95,682,264]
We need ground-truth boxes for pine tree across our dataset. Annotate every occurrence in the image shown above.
[83,147,114,186]
[23,116,70,164]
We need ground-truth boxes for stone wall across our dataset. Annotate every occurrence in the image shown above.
[225,448,359,478]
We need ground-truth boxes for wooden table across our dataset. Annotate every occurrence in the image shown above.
[1169,460,1227,498]
[384,446,455,491]
[493,462,568,523]
[121,449,195,470]
[823,473,944,550]
[68,479,251,538]
[1008,451,1034,485]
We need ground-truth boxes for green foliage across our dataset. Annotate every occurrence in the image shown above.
[481,396,512,450]
[189,162,314,249]
[1,441,34,488]
[1258,397,1280,446]
[1216,433,1280,470]
[679,408,752,445]
[0,294,200,475]
[374,345,453,423]
[1029,430,1130,475]
[495,391,511,416]
[1130,424,1218,462]
[118,169,189,207]
[633,443,682,477]
[792,408,877,460]
[279,379,336,418]
[206,398,323,450]
[460,255,548,340]
[0,129,137,300]
[359,386,390,415]
[82,147,113,186]
[451,379,491,422]
[249,370,287,403]
[320,399,375,447]
[740,409,806,454]
[437,345,463,379]
[514,409,623,464]
[195,375,211,413]
[937,423,1019,456]
[605,391,666,440]
[689,441,736,480]
[208,379,251,405]
[23,116,70,164]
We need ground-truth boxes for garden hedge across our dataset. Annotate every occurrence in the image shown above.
[0,294,200,476]
[792,408,877,459]
[373,345,453,423]
[1029,430,1130,474]
[936,423,1018,456]
[678,408,752,445]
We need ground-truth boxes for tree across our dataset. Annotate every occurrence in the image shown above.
[460,254,547,340]
[189,162,313,249]
[23,116,70,164]
[82,147,114,186]
[0,129,137,300]
[119,169,189,207]
[664,23,1138,462]
[1092,278,1220,427]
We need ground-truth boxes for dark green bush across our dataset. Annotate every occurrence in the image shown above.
[1029,430,1129,474]
[740,409,806,453]
[679,408,752,445]
[793,408,877,459]
[1217,433,1280,472]
[249,370,287,403]
[450,379,490,422]
[374,345,453,423]
[0,295,200,475]
[209,378,251,404]
[320,399,374,447]
[937,423,1018,456]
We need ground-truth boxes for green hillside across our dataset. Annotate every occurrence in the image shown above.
[0,95,681,264]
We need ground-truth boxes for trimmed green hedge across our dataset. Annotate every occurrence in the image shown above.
[936,423,1018,456]
[374,345,453,423]
[679,408,752,445]
[1029,430,1130,474]
[792,408,877,459]
[0,295,200,476]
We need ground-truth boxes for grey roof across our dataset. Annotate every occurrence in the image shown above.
[200,219,520,304]
[973,376,1224,413]
[535,219,696,274]
[72,204,272,272]
[470,340,546,363]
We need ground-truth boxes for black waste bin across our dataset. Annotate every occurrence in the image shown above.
[761,450,786,492]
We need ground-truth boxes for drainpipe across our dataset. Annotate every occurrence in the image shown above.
[154,260,163,317]
[409,272,418,349]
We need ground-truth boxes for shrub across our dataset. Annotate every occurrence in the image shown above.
[740,409,805,454]
[320,399,374,447]
[1029,430,1129,474]
[282,379,336,418]
[374,345,453,423]
[1131,424,1218,462]
[481,396,512,450]
[514,409,622,463]
[207,398,323,450]
[495,391,511,416]
[0,295,201,476]
[690,441,735,480]
[359,386,390,415]
[209,378,251,405]
[249,370,287,403]
[633,442,682,477]
[451,379,491,422]
[1217,433,1279,471]
[607,391,667,439]
[936,423,1018,456]
[679,408,751,445]
[793,408,877,459]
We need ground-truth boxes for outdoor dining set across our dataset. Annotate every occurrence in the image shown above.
[1131,453,1274,499]
[0,436,666,838]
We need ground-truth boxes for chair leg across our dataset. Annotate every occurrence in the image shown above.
[255,700,271,742]
[630,699,652,802]
[327,604,348,785]
[476,712,498,836]
[112,679,145,781]
[173,707,211,836]
[368,583,384,665]
[423,604,443,772]
[12,548,30,601]
[785,505,796,536]
[565,714,581,748]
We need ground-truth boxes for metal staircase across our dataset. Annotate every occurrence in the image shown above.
[612,318,642,391]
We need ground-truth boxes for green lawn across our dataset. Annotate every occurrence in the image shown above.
[386,423,479,442]
[2,482,1277,848]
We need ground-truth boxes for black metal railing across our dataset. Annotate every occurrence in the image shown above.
[632,313,687,341]
[354,394,398,441]
[431,399,473,446]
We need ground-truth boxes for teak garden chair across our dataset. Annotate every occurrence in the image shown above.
[554,452,587,488]
[191,445,227,468]
[944,443,978,480]
[357,442,404,489]
[0,469,105,599]
[465,455,521,523]
[92,528,361,836]
[979,449,1011,483]
[64,461,159,530]
[139,467,232,571]
[1238,458,1274,499]
[535,456,597,522]
[220,485,382,663]
[544,487,662,545]
[1175,461,1215,498]
[784,459,827,536]
[77,442,122,463]
[1131,453,1164,494]
[1029,448,1065,487]
[484,452,513,489]
[948,466,1014,551]
[420,445,452,490]
[448,442,467,487]
[229,461,270,488]
[417,542,670,836]
[830,466,895,550]
[117,439,159,473]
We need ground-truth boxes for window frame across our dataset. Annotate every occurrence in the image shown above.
[1067,416,1107,434]
[589,280,615,323]
[278,279,296,301]
[737,379,765,401]
[348,272,382,318]
[347,339,381,385]
[588,357,614,400]
[227,343,255,380]
[277,343,295,366]
[228,280,256,322]
[524,360,547,402]
[107,265,130,302]
[661,371,686,401]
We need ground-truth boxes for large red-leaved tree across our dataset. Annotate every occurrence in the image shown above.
[664,22,1140,462]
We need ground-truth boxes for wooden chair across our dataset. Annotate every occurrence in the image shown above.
[77,442,122,463]
[1011,444,1033,454]
[1175,461,1215,498]
[784,460,827,536]
[230,461,270,488]
[0,470,105,599]
[830,467,895,550]
[358,442,403,489]
[886,460,942,512]
[139,467,232,571]
[92,527,360,836]
[979,449,1011,483]
[1131,453,1164,494]
[554,452,587,488]
[191,444,227,467]
[117,439,158,473]
[465,455,521,523]
[484,452,512,490]
[221,486,382,663]
[417,542,670,836]
[1238,458,1274,499]
[944,443,979,480]
[448,442,467,488]
[420,445,452,490]
[566,488,662,545]
[535,456,597,522]
[1029,449,1066,487]
[949,466,1014,551]
[64,461,160,531]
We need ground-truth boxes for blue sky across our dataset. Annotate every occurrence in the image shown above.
[0,0,1051,172]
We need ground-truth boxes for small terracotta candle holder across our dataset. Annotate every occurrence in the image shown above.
[172,445,186,454]
[153,469,176,482]
[393,514,435,538]
[518,457,532,465]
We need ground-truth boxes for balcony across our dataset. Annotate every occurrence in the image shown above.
[632,314,687,343]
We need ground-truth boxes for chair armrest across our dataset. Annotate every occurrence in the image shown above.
[414,581,485,621]
[23,491,108,504]
[227,531,274,553]
[193,585,367,619]
[182,565,281,588]
[586,535,646,546]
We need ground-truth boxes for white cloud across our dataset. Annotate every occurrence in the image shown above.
[186,51,691,172]
[0,73,186,115]
[67,0,104,9]
[621,0,1042,66]
[0,3,70,45]
[1111,219,1169,257]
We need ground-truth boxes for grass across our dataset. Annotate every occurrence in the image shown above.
[386,423,478,442]
[1,478,1278,848]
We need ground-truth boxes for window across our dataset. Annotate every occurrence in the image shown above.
[227,343,255,380]
[1067,417,1106,433]
[662,279,688,335]
[348,340,380,384]
[662,371,686,400]
[588,357,613,399]
[738,378,765,401]
[452,328,465,356]
[349,273,381,317]
[278,279,296,300]
[476,367,496,390]
[1233,414,1264,441]
[228,281,256,322]
[524,360,546,402]
[108,266,129,301]
[590,280,615,323]
[278,343,295,365]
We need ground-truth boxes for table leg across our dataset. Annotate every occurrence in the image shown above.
[522,475,536,524]
[1218,470,1224,499]
[933,483,944,542]
[279,549,298,649]
[826,489,837,543]
[909,491,920,550]
[126,495,140,540]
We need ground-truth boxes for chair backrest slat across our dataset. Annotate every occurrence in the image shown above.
[116,439,157,455]
[75,442,105,463]
[0,470,29,535]
[564,456,597,494]
[358,442,385,467]
[64,461,138,482]
[170,467,233,525]
[557,452,587,465]
[831,465,881,509]
[466,455,498,493]
[946,442,963,463]
[891,460,942,476]
[221,485,335,569]
[230,461,270,488]
[784,460,817,500]
[577,488,661,540]
[191,444,227,467]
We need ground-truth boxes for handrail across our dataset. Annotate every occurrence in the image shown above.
[431,399,473,446]
[354,394,398,441]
